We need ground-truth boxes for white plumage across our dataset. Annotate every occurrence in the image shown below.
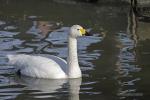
[7,54,68,79]
[7,25,89,79]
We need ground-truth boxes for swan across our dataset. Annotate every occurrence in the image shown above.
[7,25,90,79]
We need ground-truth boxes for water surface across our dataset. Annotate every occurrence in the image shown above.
[0,1,150,100]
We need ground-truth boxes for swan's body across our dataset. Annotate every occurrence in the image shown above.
[7,25,89,79]
[8,54,68,79]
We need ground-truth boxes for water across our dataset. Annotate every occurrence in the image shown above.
[0,0,150,100]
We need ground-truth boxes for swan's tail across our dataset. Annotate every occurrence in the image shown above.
[7,54,23,72]
[7,54,16,65]
[7,54,29,71]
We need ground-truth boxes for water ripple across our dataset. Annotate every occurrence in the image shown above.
[115,32,142,99]
[0,23,102,99]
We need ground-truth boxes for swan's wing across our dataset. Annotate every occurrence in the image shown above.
[36,54,67,71]
[44,55,68,74]
[7,54,68,79]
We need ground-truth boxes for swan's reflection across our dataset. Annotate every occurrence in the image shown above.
[14,75,81,99]
[69,78,81,100]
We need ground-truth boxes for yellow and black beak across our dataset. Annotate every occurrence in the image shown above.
[79,28,91,36]
[84,31,91,36]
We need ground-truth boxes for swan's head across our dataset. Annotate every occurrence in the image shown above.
[69,25,89,38]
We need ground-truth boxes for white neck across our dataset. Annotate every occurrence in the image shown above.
[67,36,81,78]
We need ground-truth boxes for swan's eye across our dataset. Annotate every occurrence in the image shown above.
[77,29,80,31]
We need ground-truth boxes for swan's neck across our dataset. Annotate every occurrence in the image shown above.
[68,36,81,78]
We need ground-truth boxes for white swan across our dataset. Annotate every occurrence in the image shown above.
[7,25,90,79]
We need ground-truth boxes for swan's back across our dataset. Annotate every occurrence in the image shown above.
[7,54,68,79]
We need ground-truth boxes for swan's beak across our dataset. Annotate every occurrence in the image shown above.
[80,28,91,36]
[84,30,91,36]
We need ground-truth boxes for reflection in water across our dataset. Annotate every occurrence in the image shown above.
[116,32,142,98]
[69,79,81,100]
[0,75,81,100]
[27,20,62,38]
[116,7,142,99]
[2,0,150,100]
[0,17,101,100]
[17,20,62,54]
